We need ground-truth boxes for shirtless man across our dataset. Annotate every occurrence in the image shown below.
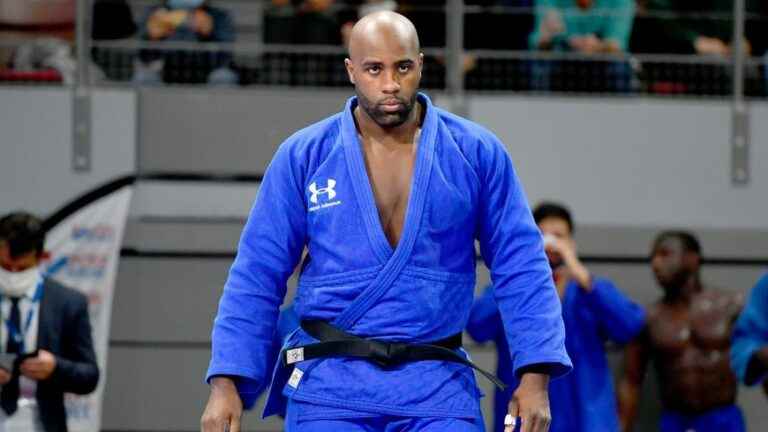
[618,230,745,432]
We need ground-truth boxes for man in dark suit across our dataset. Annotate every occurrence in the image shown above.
[0,212,99,432]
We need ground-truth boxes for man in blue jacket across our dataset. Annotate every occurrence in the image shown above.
[201,11,571,432]
[468,202,645,432]
[731,272,768,395]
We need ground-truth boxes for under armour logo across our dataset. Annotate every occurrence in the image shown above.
[309,179,337,204]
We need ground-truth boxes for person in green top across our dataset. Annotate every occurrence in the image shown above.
[632,0,748,55]
[529,0,635,53]
[629,0,763,95]
[528,0,636,92]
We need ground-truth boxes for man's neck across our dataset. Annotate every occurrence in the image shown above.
[354,100,423,148]
[664,273,703,305]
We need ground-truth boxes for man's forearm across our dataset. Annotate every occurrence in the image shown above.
[617,380,638,432]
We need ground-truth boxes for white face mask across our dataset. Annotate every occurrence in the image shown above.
[0,266,40,298]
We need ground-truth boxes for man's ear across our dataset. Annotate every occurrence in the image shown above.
[345,58,356,85]
[683,251,700,271]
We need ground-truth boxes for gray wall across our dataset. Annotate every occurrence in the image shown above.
[1,87,766,431]
[468,96,768,230]
[0,87,136,216]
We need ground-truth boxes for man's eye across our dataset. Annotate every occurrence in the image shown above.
[367,66,381,74]
[399,64,411,73]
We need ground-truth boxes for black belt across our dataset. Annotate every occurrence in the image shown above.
[282,320,507,390]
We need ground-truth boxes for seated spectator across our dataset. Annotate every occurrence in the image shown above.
[294,0,341,45]
[263,0,296,44]
[465,1,535,91]
[632,0,742,55]
[6,38,76,84]
[528,0,636,92]
[135,0,237,85]
[630,0,759,95]
[292,0,345,86]
[91,0,137,82]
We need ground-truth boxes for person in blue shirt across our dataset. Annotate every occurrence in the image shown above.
[467,202,645,432]
[200,11,571,432]
[731,272,768,396]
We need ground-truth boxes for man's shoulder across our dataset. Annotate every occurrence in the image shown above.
[697,287,745,313]
[435,107,501,145]
[280,112,343,155]
[433,107,509,170]
[43,278,88,306]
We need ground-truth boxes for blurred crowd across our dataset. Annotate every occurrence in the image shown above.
[1,0,767,92]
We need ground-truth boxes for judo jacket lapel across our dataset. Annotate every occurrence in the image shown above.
[334,93,438,331]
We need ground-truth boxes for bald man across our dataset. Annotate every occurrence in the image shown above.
[201,12,571,432]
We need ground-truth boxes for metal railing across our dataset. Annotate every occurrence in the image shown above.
[0,0,761,182]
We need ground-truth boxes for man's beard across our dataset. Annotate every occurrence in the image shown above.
[356,90,417,128]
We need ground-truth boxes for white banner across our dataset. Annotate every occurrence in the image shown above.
[41,184,134,432]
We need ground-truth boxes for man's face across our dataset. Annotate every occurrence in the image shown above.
[345,28,423,128]
[0,242,39,273]
[537,217,573,269]
[651,237,688,290]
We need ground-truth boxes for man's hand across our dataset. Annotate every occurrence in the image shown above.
[192,9,214,38]
[20,350,57,381]
[506,372,551,432]
[147,9,178,40]
[695,36,729,56]
[569,34,603,54]
[0,368,11,386]
[538,10,565,49]
[201,377,243,432]
[544,236,591,290]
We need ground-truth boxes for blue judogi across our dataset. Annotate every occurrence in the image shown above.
[732,272,768,385]
[660,405,745,432]
[206,93,572,427]
[467,278,645,432]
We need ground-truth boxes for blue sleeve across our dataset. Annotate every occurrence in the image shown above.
[584,278,646,345]
[475,132,571,380]
[277,303,300,343]
[466,285,504,344]
[205,140,308,408]
[731,273,768,385]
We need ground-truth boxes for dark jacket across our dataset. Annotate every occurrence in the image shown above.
[32,278,99,432]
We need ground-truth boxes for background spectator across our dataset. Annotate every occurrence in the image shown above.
[135,0,237,85]
[529,0,636,92]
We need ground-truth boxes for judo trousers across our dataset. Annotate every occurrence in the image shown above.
[285,400,486,431]
[660,404,745,432]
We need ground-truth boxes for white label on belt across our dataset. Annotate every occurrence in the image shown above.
[286,348,305,364]
[288,368,304,389]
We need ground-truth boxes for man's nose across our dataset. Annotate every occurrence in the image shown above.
[381,71,400,93]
